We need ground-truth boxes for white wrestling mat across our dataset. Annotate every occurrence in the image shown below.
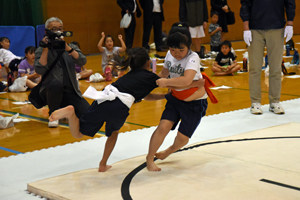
[1,98,300,200]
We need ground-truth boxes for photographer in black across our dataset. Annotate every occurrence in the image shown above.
[34,17,89,128]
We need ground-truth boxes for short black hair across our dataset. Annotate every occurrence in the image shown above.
[210,11,219,18]
[112,47,150,71]
[221,40,232,48]
[167,22,192,49]
[24,46,36,54]
[104,35,114,43]
[0,37,10,48]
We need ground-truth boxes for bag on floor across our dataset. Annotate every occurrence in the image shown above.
[28,83,45,109]
[282,61,296,76]
[8,76,28,92]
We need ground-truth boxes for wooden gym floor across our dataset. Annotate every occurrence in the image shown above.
[0,37,300,159]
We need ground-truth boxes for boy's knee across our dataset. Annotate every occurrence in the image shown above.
[177,132,189,142]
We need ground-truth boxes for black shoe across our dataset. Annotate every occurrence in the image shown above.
[156,48,166,52]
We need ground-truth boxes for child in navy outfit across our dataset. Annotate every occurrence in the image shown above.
[212,40,241,75]
[146,22,208,171]
[49,47,166,172]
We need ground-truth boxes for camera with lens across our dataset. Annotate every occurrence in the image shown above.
[44,28,66,50]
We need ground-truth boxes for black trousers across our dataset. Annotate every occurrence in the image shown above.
[40,83,89,118]
[124,13,136,49]
[142,12,162,49]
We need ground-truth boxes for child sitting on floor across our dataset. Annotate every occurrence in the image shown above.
[0,46,23,85]
[17,46,41,89]
[212,41,241,76]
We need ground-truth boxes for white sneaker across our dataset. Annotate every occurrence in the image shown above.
[48,120,59,128]
[89,74,96,82]
[250,103,263,115]
[94,73,105,82]
[269,103,285,114]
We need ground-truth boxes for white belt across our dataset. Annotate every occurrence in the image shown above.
[83,85,135,108]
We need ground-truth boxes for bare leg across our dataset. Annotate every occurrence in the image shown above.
[194,38,202,52]
[146,120,174,171]
[26,79,37,89]
[49,105,83,139]
[228,65,241,74]
[155,131,189,160]
[99,131,119,172]
[214,71,232,76]
[79,69,93,79]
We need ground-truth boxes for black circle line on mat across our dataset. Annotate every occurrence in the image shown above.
[121,136,300,200]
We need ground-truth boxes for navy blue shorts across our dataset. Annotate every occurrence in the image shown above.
[161,93,208,138]
[79,98,129,137]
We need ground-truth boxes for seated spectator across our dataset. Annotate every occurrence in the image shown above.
[0,48,23,84]
[18,46,41,89]
[0,37,12,78]
[212,41,240,75]
[0,37,10,50]
[97,32,126,78]
[69,41,93,80]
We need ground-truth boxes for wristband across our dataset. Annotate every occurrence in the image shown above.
[68,48,74,53]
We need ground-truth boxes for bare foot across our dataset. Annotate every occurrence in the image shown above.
[98,165,112,172]
[155,149,172,160]
[146,160,161,172]
[49,105,74,122]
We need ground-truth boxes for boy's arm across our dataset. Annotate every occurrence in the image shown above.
[20,72,40,79]
[81,65,87,71]
[229,60,238,69]
[157,67,169,78]
[118,34,126,52]
[97,32,105,53]
[156,69,196,88]
[209,27,221,36]
[144,93,166,101]
[213,61,223,69]
[168,79,205,90]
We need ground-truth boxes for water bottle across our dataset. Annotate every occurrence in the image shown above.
[286,44,290,56]
[243,58,248,72]
[105,67,112,81]
[152,58,156,73]
[7,72,14,87]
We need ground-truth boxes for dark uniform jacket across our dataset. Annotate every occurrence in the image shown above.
[240,0,295,30]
